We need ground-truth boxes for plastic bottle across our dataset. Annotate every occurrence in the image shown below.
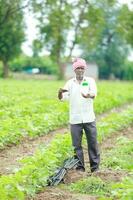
[81,81,89,95]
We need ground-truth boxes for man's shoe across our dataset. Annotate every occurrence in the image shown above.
[91,168,99,173]
[76,166,85,172]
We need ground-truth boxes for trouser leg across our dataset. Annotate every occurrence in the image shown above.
[83,121,100,172]
[70,123,84,168]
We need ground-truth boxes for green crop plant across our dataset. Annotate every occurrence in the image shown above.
[0,80,133,148]
[0,105,133,199]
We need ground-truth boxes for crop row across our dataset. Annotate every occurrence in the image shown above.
[0,105,133,200]
[0,80,133,148]
[69,128,133,199]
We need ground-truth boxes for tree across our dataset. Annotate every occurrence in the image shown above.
[117,5,133,46]
[31,0,71,79]
[0,0,26,78]
[88,34,128,79]
[32,39,43,57]
[82,0,129,79]
[32,0,132,79]
[122,61,133,80]
[31,0,107,79]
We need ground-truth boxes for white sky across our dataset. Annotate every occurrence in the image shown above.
[21,0,133,60]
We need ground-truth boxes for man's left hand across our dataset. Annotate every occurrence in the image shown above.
[81,93,95,99]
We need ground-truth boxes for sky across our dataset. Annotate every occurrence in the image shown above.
[21,0,133,60]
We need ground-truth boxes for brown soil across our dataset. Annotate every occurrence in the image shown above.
[0,127,68,175]
[100,126,133,150]
[30,187,97,200]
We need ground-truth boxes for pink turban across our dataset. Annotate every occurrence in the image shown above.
[72,58,87,71]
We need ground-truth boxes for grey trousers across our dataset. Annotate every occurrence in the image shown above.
[70,121,100,171]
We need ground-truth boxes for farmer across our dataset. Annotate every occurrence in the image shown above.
[58,58,100,173]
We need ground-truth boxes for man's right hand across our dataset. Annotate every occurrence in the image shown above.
[58,88,68,100]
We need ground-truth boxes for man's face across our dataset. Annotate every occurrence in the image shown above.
[75,66,85,77]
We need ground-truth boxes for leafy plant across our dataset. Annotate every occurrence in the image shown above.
[69,176,111,196]
[0,80,133,148]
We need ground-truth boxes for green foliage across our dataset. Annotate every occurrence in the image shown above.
[68,171,133,199]
[0,80,133,148]
[95,81,133,114]
[69,176,111,196]
[0,80,68,148]
[88,35,128,79]
[0,61,3,77]
[9,54,58,74]
[0,1,25,57]
[0,0,25,77]
[32,0,72,59]
[68,113,133,199]
[0,133,73,199]
[117,5,133,46]
[122,61,133,80]
[97,107,133,142]
[0,91,133,199]
[31,0,114,78]
[83,1,130,79]
[30,0,133,79]
[32,39,43,57]
[78,3,106,51]
[111,177,133,200]
[102,136,133,171]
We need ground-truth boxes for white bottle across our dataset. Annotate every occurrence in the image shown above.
[81,81,89,95]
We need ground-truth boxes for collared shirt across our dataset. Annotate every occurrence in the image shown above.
[62,76,97,124]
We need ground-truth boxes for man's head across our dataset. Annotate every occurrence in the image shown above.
[72,58,87,80]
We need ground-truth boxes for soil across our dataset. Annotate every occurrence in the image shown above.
[31,187,96,200]
[0,127,68,175]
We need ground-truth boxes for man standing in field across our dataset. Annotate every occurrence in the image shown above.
[58,58,100,173]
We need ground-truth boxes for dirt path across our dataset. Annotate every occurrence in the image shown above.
[32,125,133,200]
[0,102,132,175]
[30,187,97,200]
[0,127,68,175]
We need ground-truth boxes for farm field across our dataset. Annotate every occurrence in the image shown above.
[0,79,133,149]
[0,79,133,200]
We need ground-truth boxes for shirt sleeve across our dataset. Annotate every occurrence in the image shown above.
[61,80,70,101]
[89,78,97,97]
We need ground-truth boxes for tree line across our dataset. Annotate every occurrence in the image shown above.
[0,0,133,79]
